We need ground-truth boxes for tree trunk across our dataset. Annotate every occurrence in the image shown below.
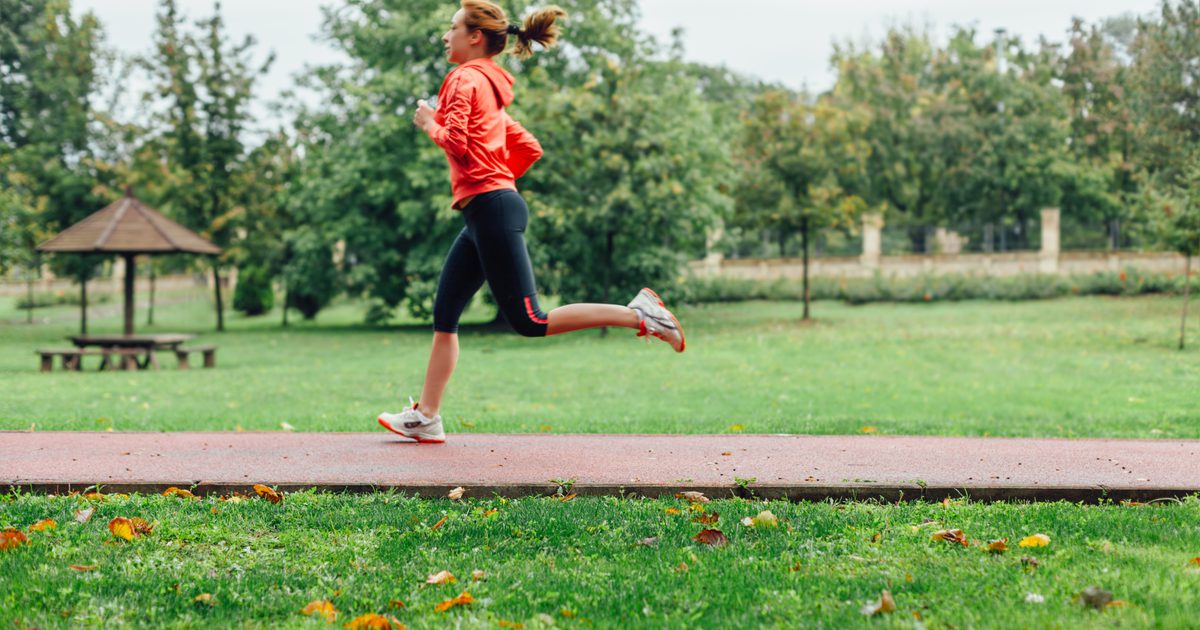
[25,268,33,324]
[600,229,614,338]
[123,254,135,336]
[80,276,88,335]
[1181,255,1192,351]
[147,263,156,326]
[212,260,225,332]
[802,216,811,321]
[282,282,289,328]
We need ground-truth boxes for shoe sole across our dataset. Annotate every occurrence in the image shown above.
[378,417,446,443]
[640,287,686,352]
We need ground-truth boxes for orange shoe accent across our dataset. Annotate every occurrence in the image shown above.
[638,287,685,352]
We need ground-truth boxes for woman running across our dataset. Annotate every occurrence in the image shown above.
[377,0,685,443]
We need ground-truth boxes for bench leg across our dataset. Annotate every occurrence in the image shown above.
[40,355,52,372]
[121,354,139,371]
[176,352,190,370]
[98,351,111,371]
[202,350,215,368]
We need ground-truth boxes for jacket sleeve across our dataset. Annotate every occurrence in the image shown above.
[503,110,543,179]
[426,73,473,160]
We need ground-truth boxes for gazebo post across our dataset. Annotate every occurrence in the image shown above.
[124,253,135,336]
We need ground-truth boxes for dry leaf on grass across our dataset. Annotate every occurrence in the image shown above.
[193,593,215,607]
[635,536,659,547]
[74,508,95,524]
[426,570,456,585]
[664,507,682,515]
[984,538,1009,554]
[300,600,337,622]
[253,484,282,504]
[692,512,719,525]
[430,515,448,531]
[693,528,728,547]
[471,569,486,581]
[1020,557,1040,572]
[28,519,56,532]
[1077,586,1113,610]
[1018,534,1051,548]
[1,529,28,550]
[162,487,197,499]
[860,589,897,616]
[674,491,709,503]
[741,510,778,528]
[1189,557,1200,567]
[931,529,968,546]
[434,590,474,612]
[343,613,405,629]
[448,487,465,500]
[107,517,155,541]
[68,564,97,571]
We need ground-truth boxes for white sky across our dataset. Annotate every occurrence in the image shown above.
[76,0,1158,131]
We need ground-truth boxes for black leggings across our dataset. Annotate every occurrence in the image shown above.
[432,188,550,337]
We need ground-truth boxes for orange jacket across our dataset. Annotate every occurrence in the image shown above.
[425,57,543,209]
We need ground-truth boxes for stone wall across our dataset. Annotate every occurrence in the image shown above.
[688,209,1190,279]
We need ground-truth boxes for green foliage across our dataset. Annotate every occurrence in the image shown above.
[232,265,275,316]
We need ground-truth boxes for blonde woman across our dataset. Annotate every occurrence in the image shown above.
[378,0,684,443]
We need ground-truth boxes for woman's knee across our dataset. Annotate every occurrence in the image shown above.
[503,294,548,337]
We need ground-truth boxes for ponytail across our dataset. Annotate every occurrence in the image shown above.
[461,1,567,59]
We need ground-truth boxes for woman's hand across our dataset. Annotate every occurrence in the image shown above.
[414,99,436,132]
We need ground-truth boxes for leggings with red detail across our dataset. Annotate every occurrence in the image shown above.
[432,188,549,337]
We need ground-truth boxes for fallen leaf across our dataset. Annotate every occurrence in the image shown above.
[688,503,705,513]
[931,529,968,546]
[691,512,719,524]
[1021,557,1040,572]
[750,510,778,528]
[675,561,689,572]
[859,426,877,434]
[430,515,448,531]
[721,452,732,456]
[29,519,57,532]
[787,561,802,572]
[471,569,485,581]
[1107,600,1129,608]
[426,570,456,585]
[1,529,28,550]
[871,532,882,543]
[193,593,215,606]
[497,621,524,628]
[557,493,576,502]
[68,564,97,571]
[664,507,681,515]
[1078,586,1113,610]
[1189,557,1200,566]
[107,518,134,541]
[163,487,197,499]
[74,508,95,524]
[1018,534,1051,548]
[674,491,709,503]
[389,600,406,609]
[1024,592,1045,604]
[280,422,295,431]
[300,600,337,622]
[253,484,282,504]
[130,518,155,535]
[448,487,465,501]
[985,538,1009,554]
[860,589,897,616]
[343,613,404,629]
[728,423,745,432]
[481,508,498,518]
[635,536,659,547]
[83,492,106,502]
[434,590,474,612]
[693,528,728,547]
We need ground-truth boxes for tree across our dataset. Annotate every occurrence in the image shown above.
[1137,155,1200,349]
[140,0,273,331]
[734,89,870,320]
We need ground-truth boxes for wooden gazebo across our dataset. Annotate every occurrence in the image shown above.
[35,187,221,335]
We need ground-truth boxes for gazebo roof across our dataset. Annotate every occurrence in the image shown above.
[36,189,221,255]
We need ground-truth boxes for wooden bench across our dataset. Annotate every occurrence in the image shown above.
[36,348,88,372]
[98,347,149,371]
[174,345,217,369]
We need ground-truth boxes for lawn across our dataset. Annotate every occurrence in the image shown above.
[2,287,1198,628]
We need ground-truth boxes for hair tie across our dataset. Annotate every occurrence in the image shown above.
[506,23,522,36]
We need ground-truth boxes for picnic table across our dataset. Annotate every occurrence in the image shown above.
[66,333,195,370]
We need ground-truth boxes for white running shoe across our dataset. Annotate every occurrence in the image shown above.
[377,396,446,443]
[627,287,686,352]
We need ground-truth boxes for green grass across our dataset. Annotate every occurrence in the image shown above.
[4,288,1199,627]
[1,287,1197,438]
[2,492,1198,628]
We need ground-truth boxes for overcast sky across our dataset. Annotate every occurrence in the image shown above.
[76,0,1158,128]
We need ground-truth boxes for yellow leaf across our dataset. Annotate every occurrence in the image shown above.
[28,519,57,532]
[193,593,215,606]
[434,590,474,612]
[163,487,197,499]
[0,528,28,550]
[859,426,877,434]
[860,589,897,616]
[1018,534,1051,548]
[751,510,779,528]
[984,538,1009,554]
[108,517,134,541]
[482,508,498,518]
[253,484,282,504]
[931,529,968,546]
[343,613,404,629]
[664,507,681,515]
[728,423,745,432]
[300,600,337,622]
[426,570,456,585]
[68,564,97,571]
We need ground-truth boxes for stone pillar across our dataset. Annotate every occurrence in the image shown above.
[1039,208,1060,273]
[860,212,883,270]
[702,221,725,277]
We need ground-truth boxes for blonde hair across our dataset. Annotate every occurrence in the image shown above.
[460,0,567,59]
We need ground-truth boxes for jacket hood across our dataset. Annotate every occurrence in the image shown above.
[458,57,515,107]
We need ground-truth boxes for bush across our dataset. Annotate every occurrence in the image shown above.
[232,265,275,316]
[677,266,1198,306]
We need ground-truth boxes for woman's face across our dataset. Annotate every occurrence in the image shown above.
[442,9,479,65]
